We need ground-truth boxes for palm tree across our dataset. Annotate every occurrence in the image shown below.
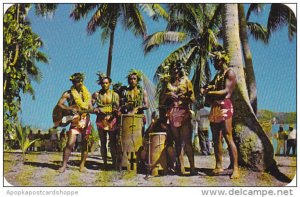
[70,3,167,77]
[238,4,266,114]
[222,4,276,171]
[144,4,223,98]
[239,3,296,114]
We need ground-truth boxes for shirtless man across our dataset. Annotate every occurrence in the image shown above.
[161,61,196,175]
[92,73,120,169]
[58,73,92,173]
[201,52,239,179]
[121,70,149,136]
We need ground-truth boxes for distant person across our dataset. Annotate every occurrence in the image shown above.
[76,133,82,152]
[196,103,211,155]
[275,125,287,155]
[286,124,296,156]
[35,130,43,151]
[27,130,35,151]
[191,110,200,153]
[50,128,59,151]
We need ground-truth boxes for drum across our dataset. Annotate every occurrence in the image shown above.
[149,132,167,176]
[120,114,144,170]
[121,114,144,153]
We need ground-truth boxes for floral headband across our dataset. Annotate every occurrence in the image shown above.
[70,73,85,82]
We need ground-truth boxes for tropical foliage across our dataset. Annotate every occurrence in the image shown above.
[70,3,167,77]
[144,4,223,101]
[15,123,40,162]
[4,4,48,137]
[258,110,296,124]
[242,4,296,113]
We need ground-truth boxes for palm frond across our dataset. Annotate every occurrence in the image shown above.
[139,4,169,21]
[167,4,199,35]
[207,4,222,30]
[154,40,196,80]
[100,27,111,44]
[34,3,58,18]
[183,45,200,74]
[85,4,109,35]
[288,14,297,41]
[141,73,158,124]
[207,29,219,48]
[167,18,198,37]
[70,3,99,21]
[123,4,147,37]
[27,61,43,83]
[246,4,265,21]
[247,22,268,44]
[35,51,48,64]
[143,31,187,54]
[267,4,296,41]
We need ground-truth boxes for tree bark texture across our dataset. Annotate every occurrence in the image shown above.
[222,4,276,171]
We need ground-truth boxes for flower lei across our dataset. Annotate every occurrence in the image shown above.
[71,85,91,110]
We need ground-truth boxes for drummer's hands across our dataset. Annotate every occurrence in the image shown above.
[169,92,178,99]
[70,106,78,114]
[93,107,103,114]
[200,87,210,96]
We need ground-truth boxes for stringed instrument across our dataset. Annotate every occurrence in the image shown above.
[52,105,92,128]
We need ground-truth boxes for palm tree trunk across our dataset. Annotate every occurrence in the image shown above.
[192,56,205,99]
[222,4,276,171]
[106,28,115,77]
[238,4,257,114]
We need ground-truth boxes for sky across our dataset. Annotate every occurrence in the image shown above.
[15,4,296,130]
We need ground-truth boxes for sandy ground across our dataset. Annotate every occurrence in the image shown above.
[3,151,296,187]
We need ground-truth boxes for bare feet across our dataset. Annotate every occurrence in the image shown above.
[179,166,186,175]
[58,166,66,173]
[212,168,224,174]
[190,168,197,175]
[230,168,240,179]
[79,166,86,172]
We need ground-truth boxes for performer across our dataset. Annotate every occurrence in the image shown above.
[92,73,120,169]
[201,52,239,179]
[121,69,149,136]
[161,61,196,175]
[57,73,92,173]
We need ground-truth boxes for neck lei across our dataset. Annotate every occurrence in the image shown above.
[70,85,91,110]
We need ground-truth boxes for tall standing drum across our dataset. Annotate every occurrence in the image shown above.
[120,114,144,169]
[121,114,144,152]
[149,132,167,176]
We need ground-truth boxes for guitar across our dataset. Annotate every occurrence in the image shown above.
[52,105,92,128]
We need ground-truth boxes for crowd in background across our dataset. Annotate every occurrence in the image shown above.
[274,124,297,156]
[26,128,88,153]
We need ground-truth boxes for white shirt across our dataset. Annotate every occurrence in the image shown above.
[50,129,58,140]
[288,129,296,140]
[196,108,210,130]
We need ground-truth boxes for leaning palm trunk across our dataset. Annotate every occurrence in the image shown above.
[238,4,257,114]
[222,4,275,171]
